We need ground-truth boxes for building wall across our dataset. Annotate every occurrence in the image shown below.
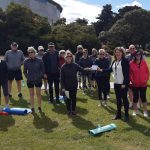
[0,0,61,24]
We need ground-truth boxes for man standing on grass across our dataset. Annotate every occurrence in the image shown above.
[42,42,60,104]
[4,42,25,98]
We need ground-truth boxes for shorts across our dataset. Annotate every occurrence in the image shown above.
[8,69,23,81]
[27,82,42,88]
[0,82,9,96]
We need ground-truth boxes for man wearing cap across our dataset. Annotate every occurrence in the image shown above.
[42,42,60,104]
[36,46,48,94]
[4,42,25,98]
[75,45,83,89]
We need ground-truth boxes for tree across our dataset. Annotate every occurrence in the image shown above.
[105,9,150,50]
[75,18,88,25]
[93,4,115,36]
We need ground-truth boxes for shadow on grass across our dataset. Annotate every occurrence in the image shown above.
[77,97,88,103]
[124,117,150,137]
[52,104,88,116]
[0,115,15,131]
[71,115,96,130]
[41,95,49,102]
[33,112,58,132]
[10,98,30,108]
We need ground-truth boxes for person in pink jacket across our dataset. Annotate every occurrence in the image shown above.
[130,50,149,117]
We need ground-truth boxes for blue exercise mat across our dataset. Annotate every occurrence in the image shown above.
[3,108,32,115]
[89,123,117,135]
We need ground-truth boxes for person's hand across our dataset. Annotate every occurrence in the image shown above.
[97,67,103,72]
[121,85,126,89]
[44,74,47,79]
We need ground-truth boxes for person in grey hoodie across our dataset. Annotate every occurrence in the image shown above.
[4,42,24,98]
[24,47,44,113]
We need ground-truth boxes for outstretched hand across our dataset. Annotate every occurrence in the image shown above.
[97,67,103,72]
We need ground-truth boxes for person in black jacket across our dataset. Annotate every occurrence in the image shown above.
[24,47,44,113]
[42,42,60,104]
[75,45,83,89]
[0,58,9,111]
[98,47,129,122]
[94,49,110,106]
[79,49,93,91]
[61,51,90,116]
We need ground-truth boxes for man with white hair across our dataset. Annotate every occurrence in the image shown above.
[4,42,24,98]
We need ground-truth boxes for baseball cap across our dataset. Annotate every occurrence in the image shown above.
[77,45,83,49]
[48,42,55,47]
[38,46,44,50]
[11,42,18,47]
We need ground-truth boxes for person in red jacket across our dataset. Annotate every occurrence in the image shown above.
[59,50,66,68]
[130,50,149,117]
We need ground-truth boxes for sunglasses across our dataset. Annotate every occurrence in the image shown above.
[99,54,105,55]
[28,52,34,54]
[39,49,44,51]
[66,56,72,58]
[130,48,135,50]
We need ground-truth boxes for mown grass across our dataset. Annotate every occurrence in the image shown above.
[0,58,150,150]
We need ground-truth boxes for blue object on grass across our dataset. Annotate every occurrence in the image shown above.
[54,95,64,101]
[89,123,117,135]
[3,108,31,115]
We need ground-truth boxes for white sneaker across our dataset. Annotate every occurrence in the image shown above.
[143,111,149,117]
[132,111,137,116]
[107,95,110,99]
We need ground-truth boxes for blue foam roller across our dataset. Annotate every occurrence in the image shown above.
[54,95,64,101]
[3,108,29,115]
[89,123,117,135]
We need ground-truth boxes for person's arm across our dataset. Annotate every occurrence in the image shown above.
[4,51,8,62]
[21,52,25,65]
[23,61,28,79]
[40,60,45,77]
[122,59,129,86]
[61,67,66,90]
[145,61,150,81]
[42,54,47,78]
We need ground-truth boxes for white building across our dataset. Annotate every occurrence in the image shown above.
[0,0,63,24]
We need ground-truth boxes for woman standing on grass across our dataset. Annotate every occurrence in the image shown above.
[61,51,89,116]
[24,47,45,113]
[98,47,129,121]
[94,49,110,107]
[130,50,149,117]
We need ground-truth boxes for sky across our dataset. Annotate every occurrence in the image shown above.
[54,0,150,23]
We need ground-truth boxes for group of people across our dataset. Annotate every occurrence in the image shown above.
[0,42,149,121]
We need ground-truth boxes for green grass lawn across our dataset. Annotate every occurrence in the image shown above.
[0,58,150,150]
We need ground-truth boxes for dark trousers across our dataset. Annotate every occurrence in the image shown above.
[47,74,59,101]
[132,87,147,103]
[106,74,111,95]
[66,88,77,111]
[114,84,129,117]
[95,76,109,101]
[82,74,91,88]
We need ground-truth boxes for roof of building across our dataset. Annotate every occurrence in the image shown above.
[48,0,63,12]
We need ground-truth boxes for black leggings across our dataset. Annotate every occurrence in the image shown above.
[0,82,9,97]
[66,88,77,112]
[132,87,147,103]
[114,84,129,117]
[96,76,109,100]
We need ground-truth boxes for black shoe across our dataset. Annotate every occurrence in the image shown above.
[31,108,35,114]
[79,86,82,89]
[38,107,42,113]
[71,111,77,116]
[49,98,53,103]
[18,93,22,98]
[112,115,121,120]
[9,94,12,98]
[124,116,129,122]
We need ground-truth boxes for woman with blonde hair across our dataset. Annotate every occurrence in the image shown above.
[98,47,129,121]
[24,47,44,113]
